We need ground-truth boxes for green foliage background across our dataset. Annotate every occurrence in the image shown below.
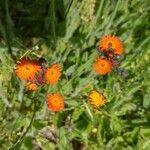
[0,0,150,149]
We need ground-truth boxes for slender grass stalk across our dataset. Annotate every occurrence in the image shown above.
[9,99,36,150]
[49,0,56,43]
[5,0,14,58]
[136,37,150,52]
[104,0,121,33]
[20,49,33,59]
[83,101,94,122]
[65,0,74,18]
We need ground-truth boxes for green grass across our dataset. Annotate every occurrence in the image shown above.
[0,0,150,149]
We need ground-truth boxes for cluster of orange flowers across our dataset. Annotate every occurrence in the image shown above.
[14,35,124,111]
[93,34,124,75]
[88,35,124,108]
[15,57,64,112]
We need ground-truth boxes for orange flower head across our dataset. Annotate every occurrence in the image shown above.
[15,57,41,80]
[26,82,38,91]
[45,63,61,84]
[88,90,105,108]
[93,56,112,75]
[98,34,124,55]
[47,93,64,112]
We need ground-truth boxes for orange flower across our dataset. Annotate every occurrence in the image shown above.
[15,57,41,80]
[98,34,124,55]
[26,82,38,90]
[93,56,112,75]
[45,63,61,84]
[88,90,105,108]
[47,93,64,111]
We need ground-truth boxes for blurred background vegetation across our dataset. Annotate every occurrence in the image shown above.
[0,0,150,149]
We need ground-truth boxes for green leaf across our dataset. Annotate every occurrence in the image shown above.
[58,127,70,150]
[23,137,33,150]
[143,94,150,109]
[111,114,122,136]
[71,107,85,123]
[131,127,140,144]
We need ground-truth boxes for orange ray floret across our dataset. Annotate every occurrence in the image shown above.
[93,56,112,75]
[98,34,124,55]
[26,82,38,91]
[45,63,61,84]
[88,90,105,108]
[15,57,41,80]
[47,92,64,112]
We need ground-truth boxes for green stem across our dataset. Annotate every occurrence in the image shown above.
[65,0,74,18]
[5,0,14,57]
[9,99,36,150]
[96,110,111,118]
